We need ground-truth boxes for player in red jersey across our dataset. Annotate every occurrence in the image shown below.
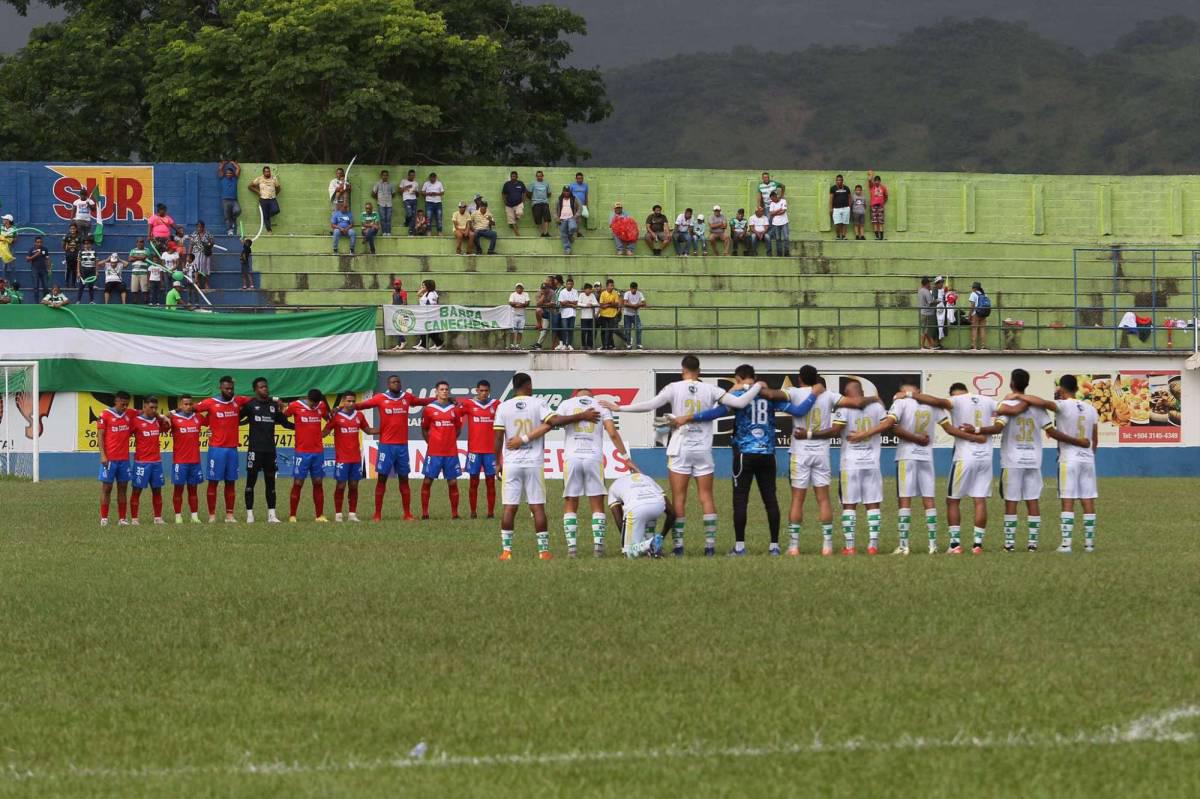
[355,374,434,521]
[420,380,465,519]
[129,396,171,525]
[97,390,138,526]
[169,395,206,523]
[459,379,500,518]
[324,392,377,522]
[195,376,251,523]
[282,389,331,522]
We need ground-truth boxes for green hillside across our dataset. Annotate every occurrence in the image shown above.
[573,17,1200,174]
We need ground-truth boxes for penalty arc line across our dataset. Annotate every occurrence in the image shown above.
[4,705,1197,784]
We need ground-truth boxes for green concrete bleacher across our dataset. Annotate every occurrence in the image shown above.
[239,164,1200,351]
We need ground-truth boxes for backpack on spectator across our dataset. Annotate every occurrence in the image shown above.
[611,215,639,243]
[974,292,992,318]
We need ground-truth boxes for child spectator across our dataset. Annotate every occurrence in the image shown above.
[240,238,253,290]
[184,253,199,303]
[390,278,408,350]
[102,253,127,305]
[851,185,868,240]
[868,171,888,240]
[412,209,430,237]
[147,255,166,306]
[730,209,749,255]
[41,284,70,308]
[690,214,708,255]
[26,237,50,298]
[77,240,98,303]
[62,223,81,287]
[361,202,381,254]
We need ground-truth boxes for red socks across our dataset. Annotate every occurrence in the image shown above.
[207,482,218,515]
[224,483,236,514]
[420,481,431,516]
[152,491,163,517]
[117,495,127,520]
[399,481,412,516]
[100,500,109,520]
[173,486,183,514]
[448,483,460,518]
[289,483,301,517]
[485,476,496,515]
[469,475,480,514]
[348,483,358,514]
[374,480,387,516]
[312,482,324,517]
[130,490,141,518]
[334,484,345,514]
[187,484,198,513]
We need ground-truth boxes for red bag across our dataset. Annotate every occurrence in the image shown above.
[611,215,639,243]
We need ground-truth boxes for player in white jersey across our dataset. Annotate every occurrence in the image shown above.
[607,469,677,558]
[880,381,938,554]
[909,383,1004,554]
[605,354,761,557]
[1017,374,1100,553]
[493,372,600,560]
[834,379,887,555]
[994,369,1062,553]
[782,365,879,556]
[516,389,634,558]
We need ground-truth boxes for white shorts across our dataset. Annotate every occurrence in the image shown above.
[667,448,715,477]
[789,451,832,489]
[949,459,993,499]
[511,314,525,330]
[622,500,666,557]
[1000,467,1043,502]
[832,207,851,225]
[502,465,546,506]
[563,458,606,498]
[896,459,935,498]
[839,468,883,506]
[1057,461,1098,500]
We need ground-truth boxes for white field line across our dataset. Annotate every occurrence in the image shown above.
[3,705,1197,784]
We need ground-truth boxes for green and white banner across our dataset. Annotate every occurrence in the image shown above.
[384,304,513,335]
[0,306,378,395]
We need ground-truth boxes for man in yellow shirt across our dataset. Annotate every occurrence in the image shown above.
[598,278,622,350]
[451,201,474,255]
[248,167,281,233]
[471,200,498,255]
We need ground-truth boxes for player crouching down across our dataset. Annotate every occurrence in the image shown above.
[607,470,677,558]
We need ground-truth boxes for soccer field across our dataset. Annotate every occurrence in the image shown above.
[1,476,1197,797]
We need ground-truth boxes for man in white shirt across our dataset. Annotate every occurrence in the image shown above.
[327,167,350,210]
[577,283,599,349]
[493,372,600,560]
[1017,374,1100,553]
[622,281,646,350]
[993,369,1056,552]
[72,189,96,241]
[421,172,444,235]
[507,282,529,350]
[834,379,887,555]
[748,207,770,256]
[371,170,394,235]
[399,169,419,235]
[556,278,579,350]
[603,354,761,556]
[885,382,940,554]
[673,208,694,256]
[607,471,675,558]
[767,190,789,256]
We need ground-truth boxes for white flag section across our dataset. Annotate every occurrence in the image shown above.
[383,304,514,335]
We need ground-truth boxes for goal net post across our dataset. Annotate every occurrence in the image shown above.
[0,361,40,482]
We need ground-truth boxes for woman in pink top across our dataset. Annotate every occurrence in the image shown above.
[147,204,179,246]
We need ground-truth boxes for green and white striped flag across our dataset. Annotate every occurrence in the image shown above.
[0,306,378,396]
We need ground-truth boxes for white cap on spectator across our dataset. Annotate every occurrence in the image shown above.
[1,214,12,222]
[934,275,945,283]
[108,253,119,261]
[515,282,524,289]
[713,205,721,211]
[173,280,182,287]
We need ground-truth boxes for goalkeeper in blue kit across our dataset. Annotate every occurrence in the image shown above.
[670,364,819,555]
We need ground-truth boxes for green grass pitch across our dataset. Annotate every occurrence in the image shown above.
[0,475,1197,797]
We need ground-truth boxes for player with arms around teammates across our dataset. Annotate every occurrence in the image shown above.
[419,381,465,519]
[169,395,206,524]
[96,390,138,526]
[128,396,171,525]
[881,381,938,554]
[282,389,332,522]
[356,374,434,521]
[325,392,377,522]
[459,380,500,519]
[196,376,251,523]
[603,355,763,557]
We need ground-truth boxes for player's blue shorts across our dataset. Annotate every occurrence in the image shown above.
[132,461,165,490]
[375,443,410,477]
[465,452,497,477]
[98,459,131,484]
[423,454,462,481]
[206,446,239,482]
[334,462,363,483]
[293,452,326,480]
[172,462,204,485]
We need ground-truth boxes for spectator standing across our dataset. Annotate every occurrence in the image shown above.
[622,281,646,350]
[361,203,381,254]
[758,171,784,210]
[421,173,444,235]
[557,277,578,350]
[748,206,770,255]
[188,222,214,290]
[673,208,694,256]
[71,189,96,241]
[932,276,949,345]
[412,209,430,236]
[218,160,241,236]
[147,204,179,250]
[868,170,888,240]
[730,209,749,255]
[127,237,150,304]
[768,191,790,256]
[556,186,580,254]
[390,279,408,350]
[400,169,419,234]
[160,245,179,290]
[918,276,938,349]
[77,240,98,303]
[372,170,394,235]
[643,204,671,255]
[508,282,529,350]
[529,170,551,237]
[690,214,708,255]
[102,253,126,305]
[451,201,474,254]
[577,282,599,349]
[328,168,350,209]
[26,237,50,299]
[501,171,527,237]
[183,254,199,304]
[415,279,444,351]
[549,274,564,348]
[570,172,589,235]
[609,202,637,256]
[330,202,356,255]
[598,278,621,350]
[968,281,989,350]
[148,255,166,305]
[0,214,16,280]
[830,175,851,240]
[708,205,731,255]
[248,167,281,233]
[62,223,81,287]
[471,200,498,255]
[851,185,868,240]
[533,280,554,350]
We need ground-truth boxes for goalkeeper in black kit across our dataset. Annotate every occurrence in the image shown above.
[239,376,293,523]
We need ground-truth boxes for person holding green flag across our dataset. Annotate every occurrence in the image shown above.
[0,214,15,281]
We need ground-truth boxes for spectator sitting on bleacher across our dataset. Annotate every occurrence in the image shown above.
[0,214,16,280]
[609,202,637,256]
[452,202,473,255]
[673,208,694,256]
[400,170,419,234]
[102,253,126,305]
[472,201,497,255]
[412,209,430,237]
[570,173,589,236]
[41,284,70,308]
[361,202,381,254]
[71,189,96,242]
[748,206,770,255]
[249,167,281,233]
[530,171,551,238]
[730,209,749,255]
[330,202,356,255]
[556,186,579,255]
[148,204,180,250]
[328,167,351,210]
[0,277,17,303]
[709,205,731,255]
[372,170,393,235]
[421,173,444,236]
[768,191,790,256]
[62,223,81,288]
[219,159,241,235]
[690,214,708,256]
[644,205,670,255]
[501,171,527,237]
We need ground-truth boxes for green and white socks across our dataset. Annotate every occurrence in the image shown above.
[788,521,801,550]
[592,512,606,551]
[897,509,912,547]
[564,513,579,551]
[949,524,961,548]
[1028,515,1040,548]
[925,509,938,548]
[821,522,834,551]
[1004,514,1018,548]
[1083,513,1096,550]
[703,514,718,550]
[841,510,856,551]
[973,526,986,547]
[866,509,881,549]
[672,517,686,551]
[536,530,550,555]
[501,529,514,552]
[1060,511,1075,549]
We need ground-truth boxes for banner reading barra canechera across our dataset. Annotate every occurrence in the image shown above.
[383,304,513,335]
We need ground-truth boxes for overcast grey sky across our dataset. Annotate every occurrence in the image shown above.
[3,0,1200,61]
